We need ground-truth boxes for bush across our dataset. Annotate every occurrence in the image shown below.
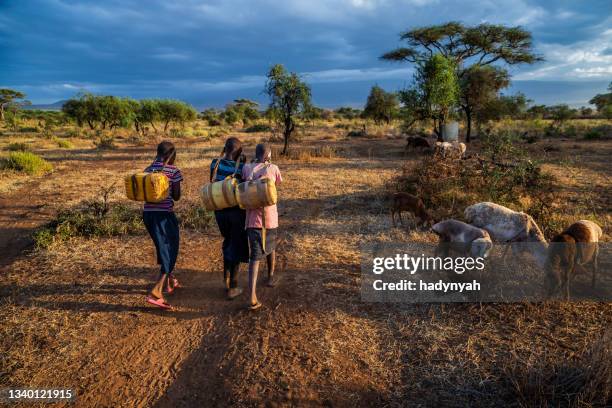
[178,203,215,232]
[1,151,52,175]
[33,200,143,250]
[95,134,116,149]
[347,129,367,137]
[63,128,82,138]
[5,142,31,152]
[19,126,38,133]
[244,124,272,133]
[54,138,74,148]
[169,128,187,138]
[583,129,601,140]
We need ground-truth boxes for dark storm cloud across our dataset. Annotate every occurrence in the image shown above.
[1,0,610,107]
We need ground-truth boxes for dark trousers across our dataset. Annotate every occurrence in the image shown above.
[215,206,249,289]
[143,211,180,277]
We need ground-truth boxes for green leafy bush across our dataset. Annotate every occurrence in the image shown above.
[244,123,272,133]
[54,138,74,148]
[583,129,601,140]
[1,151,52,175]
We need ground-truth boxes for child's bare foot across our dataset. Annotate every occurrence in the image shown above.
[227,287,243,299]
[266,274,279,287]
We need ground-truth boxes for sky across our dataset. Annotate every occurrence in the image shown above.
[1,0,611,109]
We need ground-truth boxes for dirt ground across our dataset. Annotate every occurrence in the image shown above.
[1,131,611,407]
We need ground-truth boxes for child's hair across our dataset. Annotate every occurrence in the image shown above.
[157,141,176,165]
[255,143,271,163]
[223,137,243,161]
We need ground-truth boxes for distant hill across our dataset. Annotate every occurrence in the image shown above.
[23,100,68,111]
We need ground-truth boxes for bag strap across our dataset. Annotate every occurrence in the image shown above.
[248,162,270,182]
[262,210,266,253]
[210,154,223,183]
[231,156,241,178]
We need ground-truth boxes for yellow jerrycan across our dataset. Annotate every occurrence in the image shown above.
[125,171,169,203]
[200,157,241,211]
[236,165,277,210]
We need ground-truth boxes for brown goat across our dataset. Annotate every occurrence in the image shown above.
[390,193,432,227]
[405,136,431,152]
[546,220,602,300]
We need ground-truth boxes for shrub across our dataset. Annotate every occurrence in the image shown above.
[583,129,601,140]
[63,128,82,138]
[5,142,31,152]
[178,203,215,232]
[169,128,186,138]
[244,123,272,133]
[347,129,367,137]
[19,126,38,133]
[54,138,74,149]
[95,134,116,149]
[33,200,143,250]
[1,151,52,175]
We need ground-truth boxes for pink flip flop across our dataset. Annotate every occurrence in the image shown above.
[166,275,182,294]
[146,296,172,310]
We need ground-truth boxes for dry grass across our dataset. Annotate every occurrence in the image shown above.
[0,121,610,407]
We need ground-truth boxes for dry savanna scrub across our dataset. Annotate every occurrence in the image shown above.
[0,120,610,407]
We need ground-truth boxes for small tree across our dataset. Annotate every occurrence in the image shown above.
[0,89,27,121]
[157,100,197,132]
[415,54,459,140]
[588,82,612,112]
[264,64,312,154]
[362,85,399,124]
[549,104,575,128]
[459,65,509,141]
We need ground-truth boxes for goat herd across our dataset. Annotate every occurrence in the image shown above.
[391,193,603,301]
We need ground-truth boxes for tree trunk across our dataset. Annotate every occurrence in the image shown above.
[282,119,294,155]
[164,121,169,133]
[465,107,472,143]
[0,104,4,121]
[88,120,95,130]
[150,122,158,132]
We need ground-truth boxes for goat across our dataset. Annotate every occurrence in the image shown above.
[464,202,548,268]
[390,192,433,227]
[434,141,466,158]
[405,136,431,152]
[546,220,602,300]
[432,219,493,258]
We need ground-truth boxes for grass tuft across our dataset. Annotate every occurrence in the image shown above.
[1,151,53,175]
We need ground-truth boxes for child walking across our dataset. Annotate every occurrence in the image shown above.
[242,143,282,310]
[210,137,249,299]
[144,141,183,310]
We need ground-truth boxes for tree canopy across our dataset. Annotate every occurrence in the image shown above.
[264,64,312,154]
[0,89,28,121]
[381,22,542,67]
[362,85,399,124]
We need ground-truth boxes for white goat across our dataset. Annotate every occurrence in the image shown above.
[432,219,493,258]
[435,141,466,158]
[464,202,548,267]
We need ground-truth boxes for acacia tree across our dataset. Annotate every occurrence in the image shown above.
[363,85,399,124]
[264,64,312,154]
[589,82,612,113]
[382,22,541,141]
[460,65,509,141]
[0,89,27,121]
